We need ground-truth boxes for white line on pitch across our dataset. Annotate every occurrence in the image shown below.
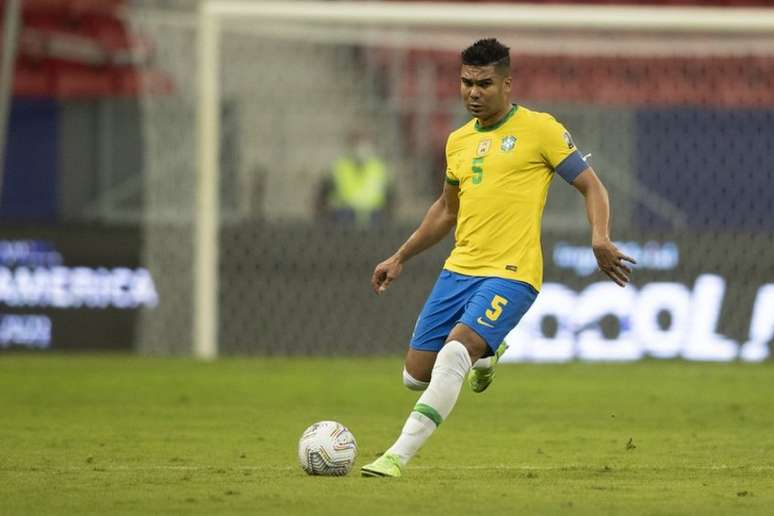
[7,464,774,472]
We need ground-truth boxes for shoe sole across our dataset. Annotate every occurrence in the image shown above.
[361,468,396,478]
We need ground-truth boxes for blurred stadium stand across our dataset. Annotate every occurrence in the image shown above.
[0,0,173,222]
[5,0,170,98]
[0,0,772,357]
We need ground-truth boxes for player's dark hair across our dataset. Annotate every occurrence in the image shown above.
[461,38,510,75]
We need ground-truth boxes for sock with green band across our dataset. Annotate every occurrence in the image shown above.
[386,340,472,465]
[413,403,443,426]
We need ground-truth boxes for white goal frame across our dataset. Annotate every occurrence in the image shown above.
[195,0,774,359]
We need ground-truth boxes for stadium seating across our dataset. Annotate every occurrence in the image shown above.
[6,0,171,98]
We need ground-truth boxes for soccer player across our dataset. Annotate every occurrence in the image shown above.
[360,38,635,478]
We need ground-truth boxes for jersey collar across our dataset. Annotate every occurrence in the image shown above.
[474,104,518,132]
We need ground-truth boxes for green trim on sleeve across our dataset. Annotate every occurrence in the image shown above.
[445,176,460,186]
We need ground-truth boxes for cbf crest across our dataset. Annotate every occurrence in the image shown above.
[500,135,517,152]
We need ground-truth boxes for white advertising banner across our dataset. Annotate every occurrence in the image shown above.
[503,240,774,363]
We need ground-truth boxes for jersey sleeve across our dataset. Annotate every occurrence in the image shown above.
[541,116,588,184]
[445,166,459,186]
[444,135,460,186]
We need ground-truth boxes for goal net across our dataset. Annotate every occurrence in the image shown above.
[129,1,774,361]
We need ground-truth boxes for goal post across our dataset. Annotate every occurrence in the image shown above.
[202,1,774,31]
[169,1,774,359]
[194,5,221,360]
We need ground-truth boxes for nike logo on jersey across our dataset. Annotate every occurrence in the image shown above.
[476,317,495,328]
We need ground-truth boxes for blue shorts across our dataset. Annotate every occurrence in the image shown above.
[410,269,538,355]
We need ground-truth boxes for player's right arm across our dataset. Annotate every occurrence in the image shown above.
[371,181,459,294]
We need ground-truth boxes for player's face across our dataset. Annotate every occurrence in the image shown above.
[460,65,512,123]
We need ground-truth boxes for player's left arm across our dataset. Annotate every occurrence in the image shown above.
[571,168,636,287]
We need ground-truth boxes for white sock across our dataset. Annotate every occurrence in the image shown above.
[472,356,493,370]
[386,340,471,465]
[402,368,429,391]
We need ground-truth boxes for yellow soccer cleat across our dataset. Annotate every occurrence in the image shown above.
[468,341,508,393]
[361,453,403,478]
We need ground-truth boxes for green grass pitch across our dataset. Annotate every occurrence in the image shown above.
[1,355,773,515]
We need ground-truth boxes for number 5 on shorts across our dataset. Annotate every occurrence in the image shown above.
[485,295,508,321]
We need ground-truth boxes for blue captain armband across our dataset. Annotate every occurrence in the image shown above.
[555,150,589,183]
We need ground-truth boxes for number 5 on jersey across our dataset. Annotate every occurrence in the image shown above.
[472,157,484,185]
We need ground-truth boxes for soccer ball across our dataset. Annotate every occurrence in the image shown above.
[298,421,358,476]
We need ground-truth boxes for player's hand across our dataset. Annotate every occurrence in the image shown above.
[371,255,403,295]
[592,239,636,287]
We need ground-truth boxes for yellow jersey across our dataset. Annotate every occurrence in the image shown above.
[444,104,588,291]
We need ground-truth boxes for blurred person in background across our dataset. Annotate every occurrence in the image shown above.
[316,132,394,228]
